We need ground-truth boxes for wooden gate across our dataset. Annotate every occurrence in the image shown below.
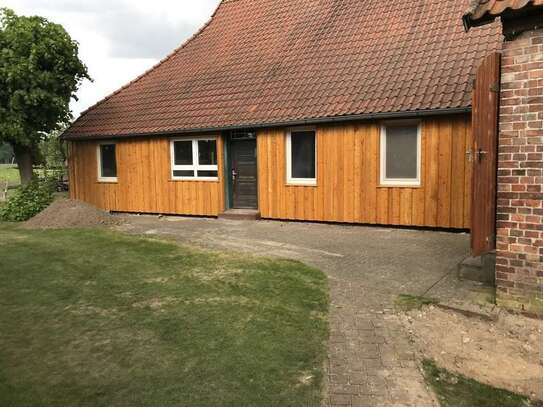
[471,52,501,256]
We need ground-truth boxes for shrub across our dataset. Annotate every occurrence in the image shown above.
[0,178,56,221]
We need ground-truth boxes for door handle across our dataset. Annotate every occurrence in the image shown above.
[475,148,488,162]
[467,148,487,162]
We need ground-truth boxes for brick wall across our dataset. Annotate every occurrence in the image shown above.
[496,28,543,314]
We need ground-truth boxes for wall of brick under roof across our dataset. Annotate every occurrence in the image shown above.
[496,28,543,314]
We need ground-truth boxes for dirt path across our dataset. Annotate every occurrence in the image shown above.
[399,306,543,400]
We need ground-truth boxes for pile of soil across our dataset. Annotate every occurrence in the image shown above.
[398,306,543,400]
[23,199,122,229]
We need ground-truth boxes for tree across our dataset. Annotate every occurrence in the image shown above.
[0,8,90,184]
[39,126,67,169]
[0,143,14,164]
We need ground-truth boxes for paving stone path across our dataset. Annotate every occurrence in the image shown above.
[119,215,473,406]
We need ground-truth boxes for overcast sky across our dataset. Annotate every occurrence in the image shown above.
[2,0,220,118]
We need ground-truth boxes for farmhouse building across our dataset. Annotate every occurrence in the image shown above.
[63,0,502,229]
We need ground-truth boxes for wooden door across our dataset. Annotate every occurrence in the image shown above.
[471,52,500,256]
[231,139,258,209]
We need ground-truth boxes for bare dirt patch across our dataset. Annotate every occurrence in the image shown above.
[398,306,543,400]
[23,198,121,229]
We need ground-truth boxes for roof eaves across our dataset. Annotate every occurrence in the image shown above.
[62,107,471,141]
[463,0,543,31]
[463,12,498,32]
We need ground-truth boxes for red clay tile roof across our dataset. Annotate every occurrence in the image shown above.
[464,0,543,29]
[64,0,502,140]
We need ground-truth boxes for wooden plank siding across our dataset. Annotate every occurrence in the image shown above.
[68,114,471,228]
[257,114,472,228]
[68,136,225,216]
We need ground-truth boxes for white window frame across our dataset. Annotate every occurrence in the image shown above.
[286,127,317,186]
[97,142,118,183]
[380,120,421,187]
[170,137,219,181]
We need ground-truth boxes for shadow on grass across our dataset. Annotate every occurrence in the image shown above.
[423,359,543,407]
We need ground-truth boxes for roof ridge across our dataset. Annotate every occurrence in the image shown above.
[71,0,229,124]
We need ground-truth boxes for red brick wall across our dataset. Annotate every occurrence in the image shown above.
[497,28,543,314]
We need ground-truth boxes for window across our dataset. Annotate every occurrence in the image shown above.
[97,143,117,182]
[170,138,218,180]
[380,122,421,186]
[286,128,317,185]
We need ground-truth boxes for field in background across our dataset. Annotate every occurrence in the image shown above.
[0,165,20,202]
[0,164,20,186]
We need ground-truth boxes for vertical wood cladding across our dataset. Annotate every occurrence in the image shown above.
[68,136,225,216]
[69,115,471,228]
[257,115,472,228]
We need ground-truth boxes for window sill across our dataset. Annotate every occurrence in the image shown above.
[286,179,317,187]
[97,179,118,184]
[378,184,421,189]
[169,178,219,183]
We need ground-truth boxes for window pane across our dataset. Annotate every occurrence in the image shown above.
[291,131,315,179]
[174,141,193,165]
[385,126,418,179]
[198,140,217,165]
[173,170,194,177]
[197,170,218,178]
[100,144,117,178]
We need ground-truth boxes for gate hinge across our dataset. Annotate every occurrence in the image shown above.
[490,83,500,93]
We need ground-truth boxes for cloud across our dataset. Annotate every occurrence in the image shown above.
[2,0,220,116]
[8,0,219,59]
[98,10,198,59]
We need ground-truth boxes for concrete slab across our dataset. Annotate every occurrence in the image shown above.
[218,209,261,220]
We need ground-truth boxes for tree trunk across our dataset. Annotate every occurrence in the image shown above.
[12,144,34,185]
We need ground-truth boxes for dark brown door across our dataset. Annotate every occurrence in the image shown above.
[231,139,257,209]
[471,52,500,256]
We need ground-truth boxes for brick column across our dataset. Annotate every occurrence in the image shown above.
[496,28,543,314]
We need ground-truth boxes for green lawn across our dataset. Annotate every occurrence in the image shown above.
[423,360,543,407]
[0,164,20,186]
[0,224,329,407]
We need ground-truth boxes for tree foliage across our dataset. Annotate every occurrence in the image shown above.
[0,8,90,148]
[39,127,67,169]
[0,143,13,163]
[0,178,55,221]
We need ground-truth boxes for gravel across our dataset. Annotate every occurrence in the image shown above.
[23,199,122,229]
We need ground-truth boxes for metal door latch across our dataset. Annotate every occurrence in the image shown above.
[467,148,487,162]
[475,148,488,161]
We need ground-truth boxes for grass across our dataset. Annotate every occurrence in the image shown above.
[423,359,543,407]
[395,294,438,311]
[0,164,20,186]
[0,224,329,407]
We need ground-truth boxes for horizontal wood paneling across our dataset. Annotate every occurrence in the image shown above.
[68,136,225,216]
[257,115,472,229]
